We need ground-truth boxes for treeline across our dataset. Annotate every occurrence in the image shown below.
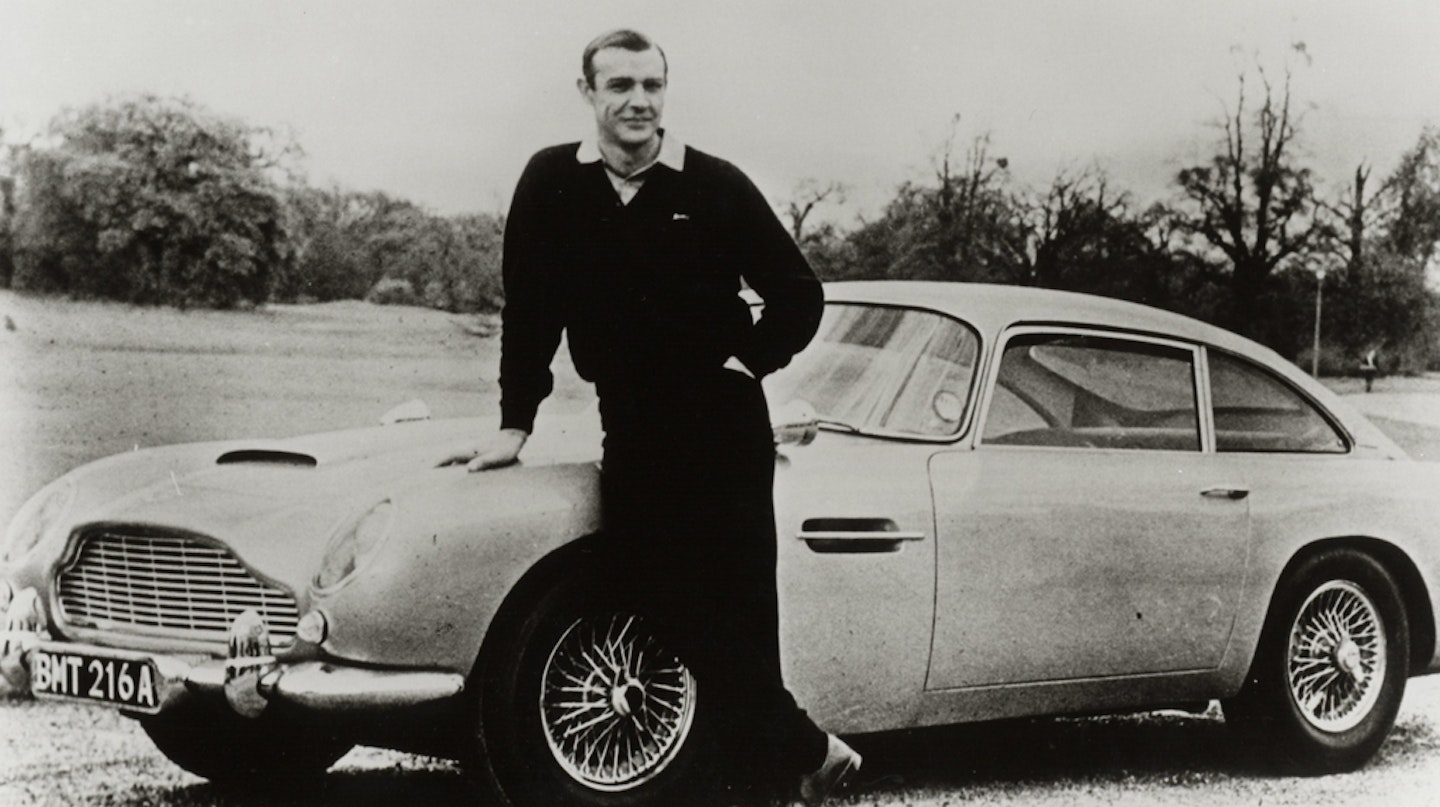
[0,94,503,313]
[793,93,1440,373]
[2,80,1438,372]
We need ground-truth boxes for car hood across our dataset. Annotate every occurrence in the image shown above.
[11,411,605,597]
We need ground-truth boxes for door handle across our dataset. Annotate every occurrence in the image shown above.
[797,518,924,553]
[1201,486,1250,501]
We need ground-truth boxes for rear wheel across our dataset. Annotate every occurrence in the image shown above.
[474,572,724,806]
[1223,548,1408,773]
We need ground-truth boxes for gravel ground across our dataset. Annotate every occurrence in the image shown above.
[3,292,1440,806]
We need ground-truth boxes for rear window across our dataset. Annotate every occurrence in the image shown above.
[1209,352,1347,453]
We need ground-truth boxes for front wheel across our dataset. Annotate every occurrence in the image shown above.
[1223,548,1409,774]
[474,574,723,806]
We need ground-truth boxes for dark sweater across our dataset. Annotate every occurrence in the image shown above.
[498,142,823,433]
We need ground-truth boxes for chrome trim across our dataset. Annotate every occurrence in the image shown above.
[20,639,462,715]
[796,530,926,542]
[261,662,464,710]
[55,525,301,647]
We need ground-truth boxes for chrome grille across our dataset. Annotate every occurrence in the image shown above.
[57,527,299,645]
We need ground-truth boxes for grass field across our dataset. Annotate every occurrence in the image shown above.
[0,290,592,525]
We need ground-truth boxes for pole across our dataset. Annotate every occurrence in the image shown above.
[1311,270,1325,377]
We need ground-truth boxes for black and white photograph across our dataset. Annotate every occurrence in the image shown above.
[3,1,1440,805]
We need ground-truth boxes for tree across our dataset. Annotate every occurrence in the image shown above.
[781,178,846,245]
[9,94,297,308]
[279,184,504,313]
[1173,64,1328,351]
[1018,167,1221,316]
[826,123,1026,283]
[1380,126,1440,267]
[1316,131,1440,372]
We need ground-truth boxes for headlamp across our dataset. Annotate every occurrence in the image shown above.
[2,478,75,564]
[314,500,394,591]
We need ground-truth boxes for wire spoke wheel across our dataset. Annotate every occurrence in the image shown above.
[540,612,698,792]
[1286,580,1386,733]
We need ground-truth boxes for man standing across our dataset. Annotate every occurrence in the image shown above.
[452,28,860,806]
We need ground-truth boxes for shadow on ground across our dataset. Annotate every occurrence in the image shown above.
[847,708,1248,794]
[96,707,1365,806]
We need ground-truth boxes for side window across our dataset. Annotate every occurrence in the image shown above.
[1209,352,1347,453]
[983,333,1200,451]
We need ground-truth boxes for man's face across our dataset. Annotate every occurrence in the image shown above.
[579,46,666,151]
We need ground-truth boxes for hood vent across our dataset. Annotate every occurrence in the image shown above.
[216,449,319,467]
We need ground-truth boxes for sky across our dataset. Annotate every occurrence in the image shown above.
[2,0,1438,225]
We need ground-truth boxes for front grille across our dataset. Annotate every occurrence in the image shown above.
[56,526,299,645]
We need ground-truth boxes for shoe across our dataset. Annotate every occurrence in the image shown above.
[791,733,861,806]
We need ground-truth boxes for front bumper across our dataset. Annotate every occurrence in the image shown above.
[1,597,464,719]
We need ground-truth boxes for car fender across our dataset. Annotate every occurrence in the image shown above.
[312,461,602,672]
[1219,457,1440,689]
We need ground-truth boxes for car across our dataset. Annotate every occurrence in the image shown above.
[2,280,1437,805]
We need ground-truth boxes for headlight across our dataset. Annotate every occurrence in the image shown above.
[313,500,394,591]
[2,478,75,564]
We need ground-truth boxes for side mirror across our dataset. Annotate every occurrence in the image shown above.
[771,399,819,447]
[380,399,431,425]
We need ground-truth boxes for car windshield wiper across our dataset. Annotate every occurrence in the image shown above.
[814,415,861,434]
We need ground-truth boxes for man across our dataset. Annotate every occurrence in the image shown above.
[449,28,860,806]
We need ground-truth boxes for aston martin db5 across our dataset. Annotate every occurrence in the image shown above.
[3,281,1438,805]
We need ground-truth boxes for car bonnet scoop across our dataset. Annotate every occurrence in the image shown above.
[215,449,319,467]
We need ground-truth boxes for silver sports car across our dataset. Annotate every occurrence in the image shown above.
[3,281,1437,805]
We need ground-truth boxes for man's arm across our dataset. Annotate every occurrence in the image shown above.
[498,152,565,435]
[726,166,824,377]
[445,152,562,471]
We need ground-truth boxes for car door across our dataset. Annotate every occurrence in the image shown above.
[764,302,981,732]
[927,328,1251,689]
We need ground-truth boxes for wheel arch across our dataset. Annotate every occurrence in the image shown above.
[459,531,611,805]
[1272,536,1435,675]
[469,531,613,685]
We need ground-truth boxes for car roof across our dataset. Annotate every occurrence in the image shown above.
[815,280,1406,457]
[823,280,1263,358]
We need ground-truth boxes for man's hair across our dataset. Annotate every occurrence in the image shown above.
[581,29,667,88]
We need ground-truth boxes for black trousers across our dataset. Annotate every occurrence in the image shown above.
[597,370,829,779]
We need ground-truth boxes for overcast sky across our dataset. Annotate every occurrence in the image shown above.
[2,1,1437,223]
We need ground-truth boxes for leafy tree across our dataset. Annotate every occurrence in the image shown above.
[1315,131,1440,372]
[1173,65,1328,350]
[9,94,296,308]
[279,185,504,313]
[1379,127,1440,267]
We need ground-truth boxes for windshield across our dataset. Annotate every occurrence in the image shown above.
[765,303,980,438]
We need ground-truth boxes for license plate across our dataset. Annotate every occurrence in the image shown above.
[29,648,161,713]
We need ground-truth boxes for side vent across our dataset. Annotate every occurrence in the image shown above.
[216,450,319,467]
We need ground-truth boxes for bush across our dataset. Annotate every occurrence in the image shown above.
[8,95,294,308]
[366,277,420,306]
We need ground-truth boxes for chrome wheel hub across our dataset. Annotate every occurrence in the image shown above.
[540,612,696,791]
[1287,580,1386,733]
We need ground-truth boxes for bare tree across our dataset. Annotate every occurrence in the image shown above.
[782,178,847,243]
[1174,63,1328,340]
[1024,166,1128,286]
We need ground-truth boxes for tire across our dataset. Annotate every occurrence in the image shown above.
[475,571,724,806]
[1223,548,1409,774]
[140,700,351,788]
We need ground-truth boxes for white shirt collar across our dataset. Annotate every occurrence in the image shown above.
[576,131,686,175]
